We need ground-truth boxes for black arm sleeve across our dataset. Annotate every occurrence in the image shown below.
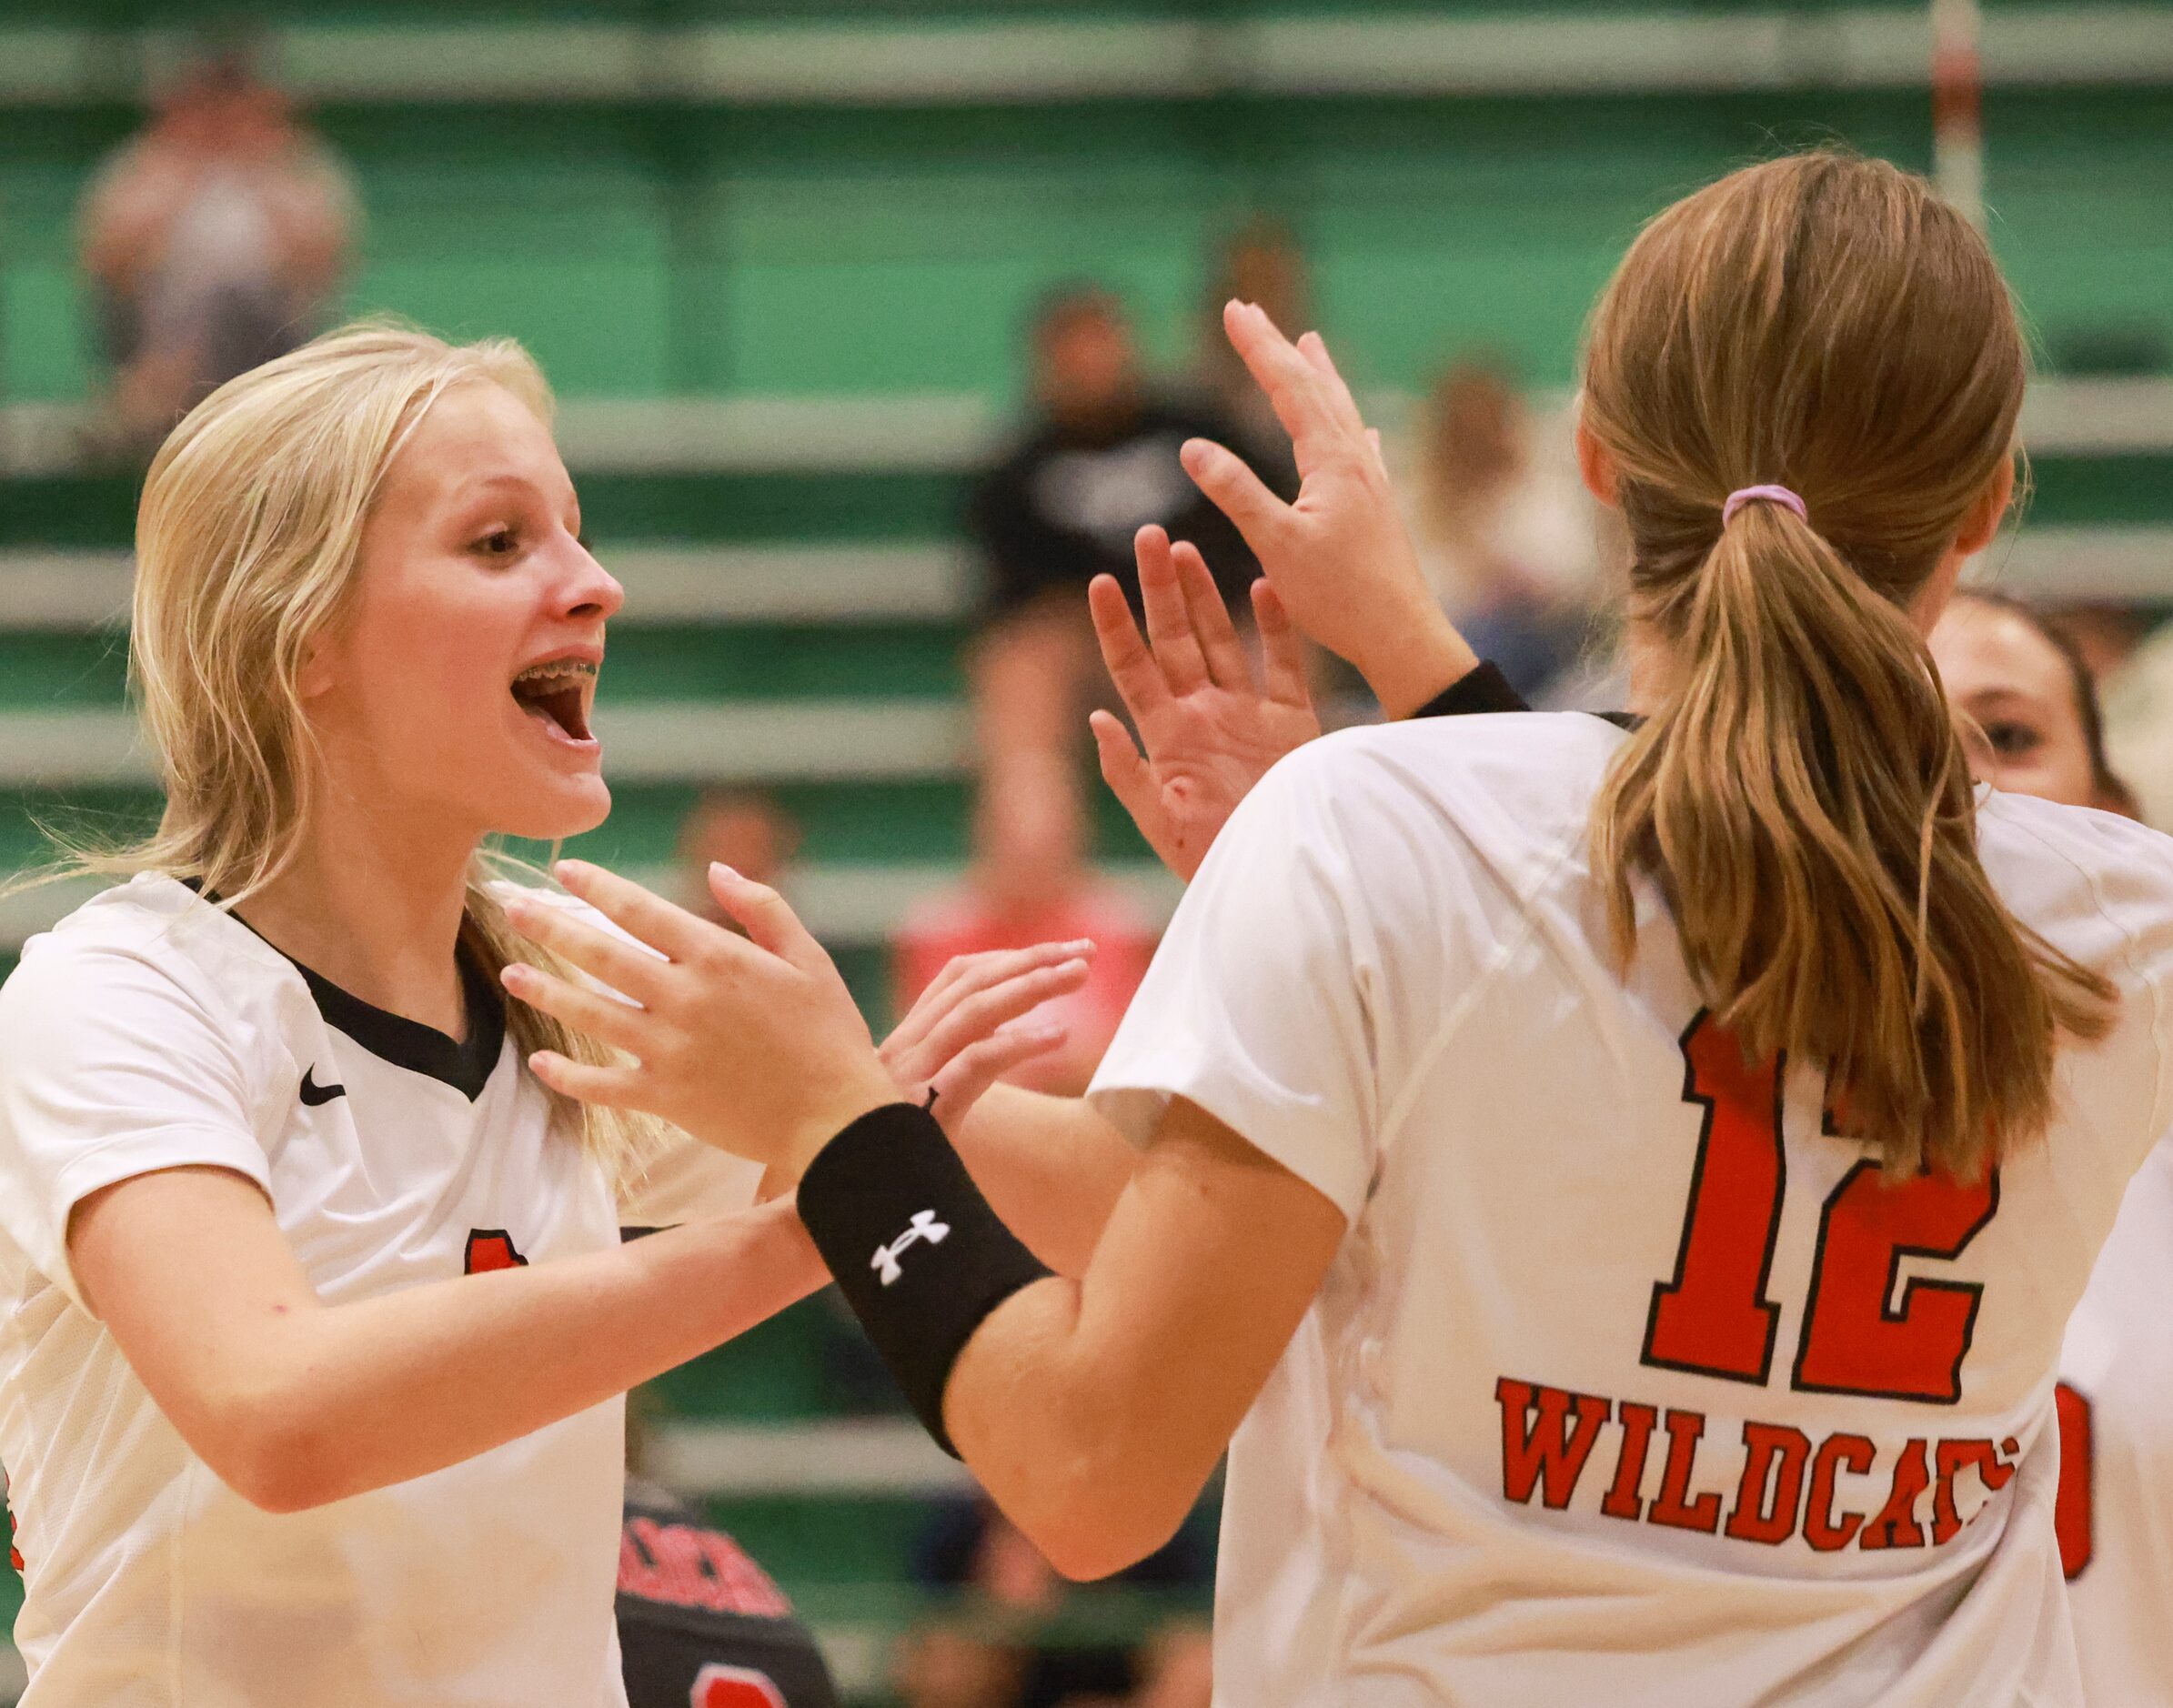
[1408,660,1532,720]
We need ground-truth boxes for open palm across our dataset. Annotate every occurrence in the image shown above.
[1088,526,1321,882]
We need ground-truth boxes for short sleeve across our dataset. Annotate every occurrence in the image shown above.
[0,941,271,1317]
[618,1129,764,1227]
[1088,743,1383,1225]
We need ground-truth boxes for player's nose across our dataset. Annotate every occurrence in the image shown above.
[560,537,624,623]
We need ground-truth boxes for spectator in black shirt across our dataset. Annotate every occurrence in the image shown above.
[968,285,1289,768]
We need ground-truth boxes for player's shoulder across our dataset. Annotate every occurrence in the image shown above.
[1252,710,1625,841]
[0,872,305,1079]
[5,872,273,1006]
[1975,789,2173,963]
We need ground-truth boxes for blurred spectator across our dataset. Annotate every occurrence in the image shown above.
[1404,357,1602,701]
[79,39,357,456]
[679,787,802,924]
[895,1494,1212,1708]
[1193,216,1309,489]
[968,284,1291,767]
[895,754,1157,1097]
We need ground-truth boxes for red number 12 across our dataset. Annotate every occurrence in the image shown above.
[1644,1012,1997,1404]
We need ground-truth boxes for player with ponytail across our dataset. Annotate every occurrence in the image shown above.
[514,152,2173,1706]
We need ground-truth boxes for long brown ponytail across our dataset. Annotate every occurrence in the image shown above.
[1584,151,2113,1177]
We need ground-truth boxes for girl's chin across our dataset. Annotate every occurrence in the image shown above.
[490,777,612,845]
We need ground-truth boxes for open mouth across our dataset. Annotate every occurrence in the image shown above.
[510,657,599,746]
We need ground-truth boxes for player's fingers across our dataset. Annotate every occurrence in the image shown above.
[910,958,1090,1074]
[548,859,708,965]
[908,939,1095,1017]
[499,885,669,1003]
[1222,301,1353,465]
[1089,571,1174,727]
[500,962,650,1054]
[526,1050,649,1112]
[1364,426,1388,477]
[925,939,1098,1012]
[704,865,827,974]
[1172,539,1250,690]
[1137,526,1210,695]
[1252,578,1317,712]
[927,1020,1070,1133]
[1091,709,1162,831]
[1180,437,1291,562]
[887,939,1095,1059]
[1296,329,1371,439]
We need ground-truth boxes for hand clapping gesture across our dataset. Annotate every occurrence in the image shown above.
[501,865,1089,1176]
[1085,527,1320,882]
[1180,301,1476,718]
[1087,303,1484,877]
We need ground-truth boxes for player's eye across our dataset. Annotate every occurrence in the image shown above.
[471,527,521,561]
[1982,718,2041,759]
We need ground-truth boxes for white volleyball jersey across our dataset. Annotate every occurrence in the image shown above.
[0,873,760,1708]
[2056,1136,2173,1702]
[1089,713,2173,1708]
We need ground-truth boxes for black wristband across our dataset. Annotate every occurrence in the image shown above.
[1409,660,1530,720]
[796,1103,1053,1458]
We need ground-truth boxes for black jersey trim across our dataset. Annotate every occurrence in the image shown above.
[1402,662,1641,731]
[186,880,506,1100]
[290,950,504,1101]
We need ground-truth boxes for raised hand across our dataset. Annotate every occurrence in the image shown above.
[1088,525,1320,881]
[499,862,1090,1181]
[1179,301,1479,718]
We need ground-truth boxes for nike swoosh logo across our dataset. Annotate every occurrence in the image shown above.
[299,1068,347,1107]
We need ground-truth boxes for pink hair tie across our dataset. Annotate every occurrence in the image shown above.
[1723,484,1807,525]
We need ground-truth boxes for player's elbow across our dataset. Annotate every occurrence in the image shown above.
[1036,1495,1187,1583]
[1019,1442,1194,1582]
[197,1389,346,1514]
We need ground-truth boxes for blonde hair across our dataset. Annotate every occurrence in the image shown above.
[57,319,656,1176]
[1582,151,2114,1177]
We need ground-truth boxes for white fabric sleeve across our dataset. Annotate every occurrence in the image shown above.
[1089,742,1384,1225]
[0,942,271,1318]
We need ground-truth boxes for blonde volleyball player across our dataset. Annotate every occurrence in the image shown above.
[510,153,2173,1705]
[1928,591,2173,1703]
[0,325,1093,1707]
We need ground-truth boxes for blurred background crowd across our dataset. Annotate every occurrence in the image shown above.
[0,5,2167,1703]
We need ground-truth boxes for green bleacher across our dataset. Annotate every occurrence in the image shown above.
[2,4,2169,1700]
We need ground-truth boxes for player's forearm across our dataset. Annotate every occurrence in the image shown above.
[940,1272,1222,1581]
[926,1101,1335,1579]
[1352,597,1482,720]
[240,1199,824,1510]
[951,1084,1137,1275]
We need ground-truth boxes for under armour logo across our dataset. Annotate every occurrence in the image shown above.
[871,1210,950,1286]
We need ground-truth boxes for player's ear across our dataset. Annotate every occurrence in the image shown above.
[1575,417,1621,511]
[1952,454,2016,558]
[296,628,337,700]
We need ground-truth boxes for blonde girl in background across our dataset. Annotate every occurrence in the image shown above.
[0,324,1085,1707]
